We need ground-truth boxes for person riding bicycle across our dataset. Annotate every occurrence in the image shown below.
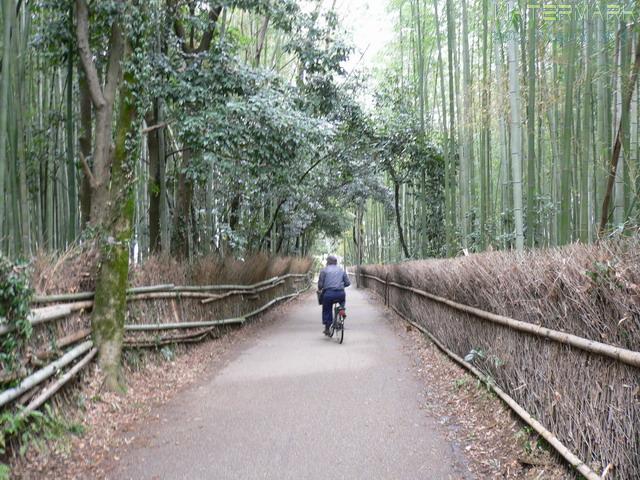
[317,255,351,336]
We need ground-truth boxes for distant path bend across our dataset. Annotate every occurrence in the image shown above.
[114,288,462,480]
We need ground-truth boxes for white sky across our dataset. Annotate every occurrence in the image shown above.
[323,0,394,74]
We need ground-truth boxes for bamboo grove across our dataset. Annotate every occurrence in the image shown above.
[2,0,640,386]
[343,0,640,264]
[0,0,366,261]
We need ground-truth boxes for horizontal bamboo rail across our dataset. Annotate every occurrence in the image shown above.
[32,284,175,303]
[124,328,219,348]
[124,289,308,348]
[0,275,311,411]
[123,290,305,332]
[0,301,93,336]
[30,273,309,303]
[200,280,285,304]
[32,329,92,363]
[387,303,600,480]
[358,272,640,369]
[124,317,244,332]
[173,273,307,292]
[0,341,94,408]
[1,274,310,337]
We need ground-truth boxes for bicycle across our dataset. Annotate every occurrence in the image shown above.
[328,303,346,344]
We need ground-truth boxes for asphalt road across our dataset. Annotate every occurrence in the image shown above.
[113,287,463,480]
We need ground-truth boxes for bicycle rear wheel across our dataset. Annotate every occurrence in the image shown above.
[336,321,344,344]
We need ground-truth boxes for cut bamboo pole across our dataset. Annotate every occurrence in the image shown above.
[127,292,220,301]
[0,301,93,336]
[200,280,285,304]
[2,305,68,335]
[31,328,92,363]
[360,273,640,369]
[244,292,299,318]
[125,328,219,348]
[32,284,175,304]
[30,274,307,303]
[124,317,244,332]
[20,347,97,417]
[0,341,93,408]
[388,304,601,480]
[174,276,281,292]
[125,286,307,335]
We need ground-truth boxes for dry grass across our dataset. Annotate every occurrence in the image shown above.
[361,238,640,480]
[31,250,312,294]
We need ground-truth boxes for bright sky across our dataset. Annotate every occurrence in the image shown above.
[323,0,394,74]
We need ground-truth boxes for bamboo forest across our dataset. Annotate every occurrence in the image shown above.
[1,1,639,479]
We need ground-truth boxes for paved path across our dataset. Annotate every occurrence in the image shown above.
[114,288,462,480]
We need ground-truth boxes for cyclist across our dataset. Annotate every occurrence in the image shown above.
[317,255,351,336]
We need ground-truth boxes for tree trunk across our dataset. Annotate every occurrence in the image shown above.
[146,106,161,253]
[91,65,137,391]
[599,32,640,235]
[76,0,132,391]
[394,181,411,259]
[171,149,193,259]
[78,71,93,229]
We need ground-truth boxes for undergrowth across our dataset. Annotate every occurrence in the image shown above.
[0,405,84,479]
[0,255,33,380]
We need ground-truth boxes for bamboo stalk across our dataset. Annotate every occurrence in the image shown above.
[360,273,640,368]
[0,341,93,408]
[387,304,601,480]
[20,347,98,417]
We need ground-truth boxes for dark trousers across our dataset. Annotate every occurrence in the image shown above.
[321,289,345,326]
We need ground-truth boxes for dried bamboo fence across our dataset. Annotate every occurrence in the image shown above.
[355,240,640,480]
[0,272,311,417]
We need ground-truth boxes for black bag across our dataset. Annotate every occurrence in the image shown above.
[316,289,323,305]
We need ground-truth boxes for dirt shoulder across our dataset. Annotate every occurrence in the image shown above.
[370,289,572,479]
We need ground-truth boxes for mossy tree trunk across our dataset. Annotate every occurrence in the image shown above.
[91,68,136,391]
[75,0,137,391]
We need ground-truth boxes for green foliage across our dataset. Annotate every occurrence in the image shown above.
[0,405,85,475]
[160,345,175,362]
[0,256,33,374]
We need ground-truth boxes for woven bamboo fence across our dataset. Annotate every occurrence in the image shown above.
[356,240,639,479]
[0,272,311,417]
